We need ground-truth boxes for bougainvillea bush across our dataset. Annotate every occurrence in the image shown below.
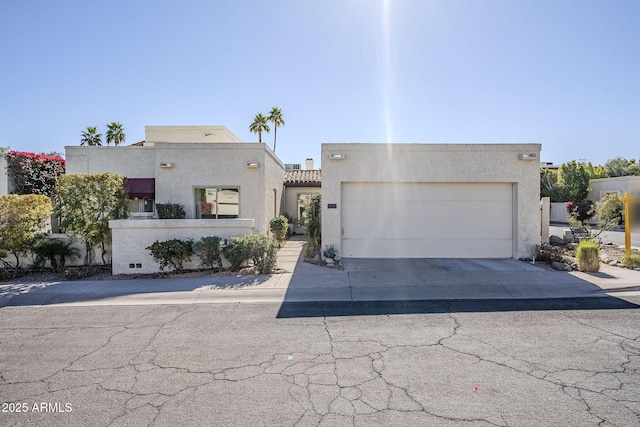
[5,151,66,197]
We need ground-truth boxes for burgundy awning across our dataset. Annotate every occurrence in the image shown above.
[125,178,155,199]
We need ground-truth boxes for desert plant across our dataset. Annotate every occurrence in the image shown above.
[595,193,624,232]
[270,215,289,246]
[146,239,194,273]
[223,234,278,274]
[32,237,81,272]
[322,245,337,260]
[156,203,186,219]
[622,252,640,269]
[193,236,224,270]
[576,239,600,272]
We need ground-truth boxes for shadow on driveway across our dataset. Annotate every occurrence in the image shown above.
[277,298,639,318]
[277,257,640,318]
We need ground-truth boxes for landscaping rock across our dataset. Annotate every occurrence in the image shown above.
[571,263,578,271]
[608,260,618,266]
[549,235,565,245]
[551,261,571,271]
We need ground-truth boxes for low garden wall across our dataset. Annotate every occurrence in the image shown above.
[550,202,570,224]
[109,219,255,275]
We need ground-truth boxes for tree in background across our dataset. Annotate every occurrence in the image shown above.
[249,113,270,143]
[558,161,591,201]
[267,107,285,153]
[55,173,128,265]
[5,151,66,197]
[604,157,640,177]
[540,168,564,202]
[0,194,53,268]
[80,126,102,146]
[106,122,126,146]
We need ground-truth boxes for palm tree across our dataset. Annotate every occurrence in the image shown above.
[105,122,126,146]
[267,107,284,152]
[249,113,270,143]
[80,126,102,146]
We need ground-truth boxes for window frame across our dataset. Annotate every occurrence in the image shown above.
[194,187,240,219]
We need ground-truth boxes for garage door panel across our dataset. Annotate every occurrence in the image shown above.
[341,183,513,258]
[342,182,512,201]
[344,219,512,240]
[342,200,512,223]
[342,238,513,258]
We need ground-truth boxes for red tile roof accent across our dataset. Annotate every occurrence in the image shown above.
[284,169,321,185]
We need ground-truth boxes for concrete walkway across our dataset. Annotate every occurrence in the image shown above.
[1,236,639,307]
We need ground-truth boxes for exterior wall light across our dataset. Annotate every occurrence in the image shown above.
[246,162,260,168]
[330,153,346,159]
[518,153,537,160]
[159,162,174,168]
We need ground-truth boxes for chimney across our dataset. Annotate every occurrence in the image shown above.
[305,158,314,170]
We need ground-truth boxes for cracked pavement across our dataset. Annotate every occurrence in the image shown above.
[1,299,640,426]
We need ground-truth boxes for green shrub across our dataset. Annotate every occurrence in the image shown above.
[194,236,223,270]
[223,234,278,274]
[576,240,600,272]
[146,239,194,273]
[156,203,186,219]
[622,252,640,269]
[269,215,289,246]
[302,194,321,256]
[322,245,337,260]
[32,237,81,272]
[0,194,53,268]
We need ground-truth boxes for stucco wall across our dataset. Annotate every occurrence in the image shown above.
[145,126,242,143]
[152,143,283,233]
[588,176,640,201]
[109,219,254,274]
[65,146,156,177]
[284,186,321,234]
[65,143,285,234]
[550,202,570,224]
[321,143,541,259]
[0,156,9,195]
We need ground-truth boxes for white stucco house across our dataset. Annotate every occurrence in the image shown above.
[63,125,542,273]
[588,176,640,201]
[65,126,285,274]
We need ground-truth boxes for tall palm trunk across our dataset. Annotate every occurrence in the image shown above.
[273,126,277,152]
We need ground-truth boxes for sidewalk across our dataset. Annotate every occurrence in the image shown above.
[0,236,639,307]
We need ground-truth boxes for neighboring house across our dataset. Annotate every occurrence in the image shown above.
[588,176,640,201]
[284,159,321,235]
[321,143,541,259]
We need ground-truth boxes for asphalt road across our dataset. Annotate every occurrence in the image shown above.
[2,298,640,426]
[550,225,640,247]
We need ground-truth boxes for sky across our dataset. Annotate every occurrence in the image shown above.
[1,0,639,168]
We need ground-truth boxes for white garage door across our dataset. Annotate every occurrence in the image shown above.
[341,182,513,258]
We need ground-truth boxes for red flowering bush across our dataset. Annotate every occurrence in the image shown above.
[5,151,66,197]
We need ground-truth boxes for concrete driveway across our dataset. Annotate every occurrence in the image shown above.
[1,239,639,308]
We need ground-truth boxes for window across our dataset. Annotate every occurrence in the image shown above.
[127,198,154,213]
[195,188,239,219]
